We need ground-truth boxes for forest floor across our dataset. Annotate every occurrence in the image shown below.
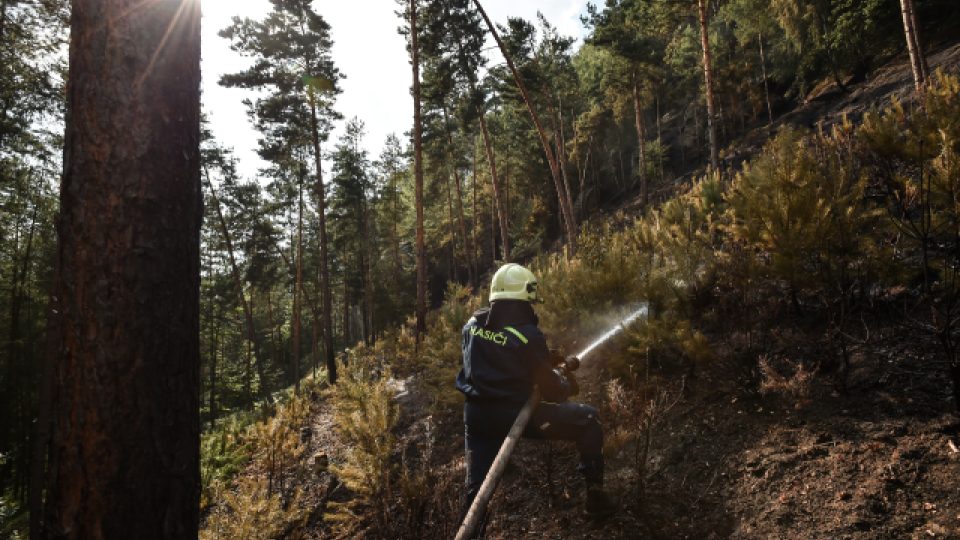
[286,319,960,539]
[472,322,960,539]
[273,43,960,539]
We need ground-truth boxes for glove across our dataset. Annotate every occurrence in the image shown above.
[551,369,580,399]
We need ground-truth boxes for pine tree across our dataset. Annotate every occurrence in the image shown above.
[329,119,374,344]
[586,0,666,205]
[219,0,342,383]
[471,0,579,252]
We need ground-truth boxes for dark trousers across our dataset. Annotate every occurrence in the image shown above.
[463,399,604,507]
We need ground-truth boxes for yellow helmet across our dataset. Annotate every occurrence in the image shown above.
[489,263,542,303]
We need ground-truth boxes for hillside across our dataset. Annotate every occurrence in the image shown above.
[463,42,960,540]
[196,41,960,540]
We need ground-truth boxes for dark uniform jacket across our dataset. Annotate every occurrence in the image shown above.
[455,303,572,405]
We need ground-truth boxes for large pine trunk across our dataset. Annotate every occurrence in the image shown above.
[697,0,719,171]
[44,0,201,537]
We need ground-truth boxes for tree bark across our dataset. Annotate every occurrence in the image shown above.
[697,0,719,171]
[900,0,926,92]
[411,0,427,340]
[308,99,336,384]
[478,112,510,262]
[45,0,201,537]
[471,0,578,252]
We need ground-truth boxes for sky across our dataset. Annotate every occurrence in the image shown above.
[200,0,589,178]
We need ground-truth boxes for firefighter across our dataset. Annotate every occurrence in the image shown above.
[456,263,617,529]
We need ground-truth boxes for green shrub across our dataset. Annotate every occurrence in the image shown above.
[200,394,312,538]
[201,477,306,540]
[725,124,886,309]
[200,417,252,510]
[326,355,399,537]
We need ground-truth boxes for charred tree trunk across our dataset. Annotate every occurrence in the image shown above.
[45,0,202,537]
[479,112,510,262]
[411,0,427,340]
[471,0,578,252]
[308,98,336,384]
[697,0,719,172]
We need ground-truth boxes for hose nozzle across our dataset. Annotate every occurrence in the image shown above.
[561,355,580,373]
[549,350,580,373]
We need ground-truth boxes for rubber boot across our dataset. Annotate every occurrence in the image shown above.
[584,481,617,518]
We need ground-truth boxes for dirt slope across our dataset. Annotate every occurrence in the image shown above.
[467,324,959,540]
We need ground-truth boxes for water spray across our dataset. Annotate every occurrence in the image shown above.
[454,304,648,540]
[572,304,649,363]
